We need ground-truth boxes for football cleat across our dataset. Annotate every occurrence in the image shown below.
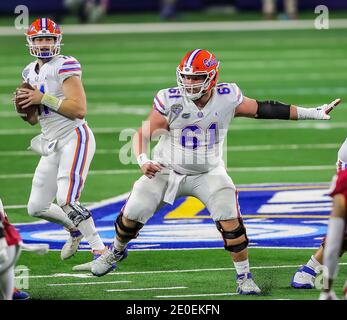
[61,230,83,260]
[72,251,101,272]
[319,291,339,300]
[291,265,316,289]
[91,246,128,277]
[12,288,30,300]
[236,272,261,295]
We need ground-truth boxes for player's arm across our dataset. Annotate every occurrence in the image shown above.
[15,76,87,120]
[133,109,169,178]
[235,96,341,120]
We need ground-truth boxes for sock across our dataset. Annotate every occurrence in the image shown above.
[306,255,321,273]
[323,217,345,279]
[39,204,75,230]
[113,238,128,252]
[234,259,250,275]
[77,217,105,252]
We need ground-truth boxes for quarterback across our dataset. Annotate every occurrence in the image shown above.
[92,49,340,294]
[15,18,105,262]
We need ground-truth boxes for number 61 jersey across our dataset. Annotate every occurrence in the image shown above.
[152,83,243,175]
[21,55,85,141]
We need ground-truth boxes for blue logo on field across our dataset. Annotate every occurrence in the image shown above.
[15,183,331,251]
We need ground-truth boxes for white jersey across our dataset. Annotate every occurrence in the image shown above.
[21,55,85,140]
[152,83,243,175]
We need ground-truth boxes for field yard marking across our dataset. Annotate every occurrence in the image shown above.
[0,165,336,180]
[105,286,187,292]
[0,143,341,157]
[47,280,131,286]
[0,165,335,179]
[0,122,346,136]
[155,293,239,298]
[16,263,347,279]
[2,19,347,36]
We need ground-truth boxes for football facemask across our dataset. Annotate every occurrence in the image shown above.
[26,18,63,58]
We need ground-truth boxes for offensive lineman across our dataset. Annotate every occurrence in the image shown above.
[15,18,105,262]
[91,49,340,294]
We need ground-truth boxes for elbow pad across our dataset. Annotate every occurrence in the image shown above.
[256,100,291,119]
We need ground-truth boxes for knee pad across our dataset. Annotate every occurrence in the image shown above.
[115,212,144,242]
[216,218,249,253]
[62,202,91,227]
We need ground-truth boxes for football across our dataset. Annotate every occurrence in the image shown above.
[15,82,40,121]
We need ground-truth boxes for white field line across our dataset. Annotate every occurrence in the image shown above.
[105,286,187,292]
[0,165,336,180]
[6,182,330,212]
[2,19,347,36]
[16,263,347,279]
[156,293,239,298]
[0,122,346,136]
[47,280,131,286]
[0,143,341,157]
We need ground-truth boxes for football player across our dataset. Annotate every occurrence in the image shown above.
[15,18,105,263]
[91,49,340,295]
[319,170,347,300]
[0,198,22,300]
[291,140,347,290]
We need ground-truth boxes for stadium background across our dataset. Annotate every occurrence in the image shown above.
[0,0,347,300]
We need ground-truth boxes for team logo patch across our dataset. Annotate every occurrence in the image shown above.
[182,113,191,119]
[16,183,331,251]
[171,104,183,115]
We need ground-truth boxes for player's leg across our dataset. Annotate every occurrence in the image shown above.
[188,167,260,295]
[56,124,105,259]
[320,194,346,300]
[91,172,168,276]
[0,245,18,300]
[27,154,76,230]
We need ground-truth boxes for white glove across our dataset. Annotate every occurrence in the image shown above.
[20,242,49,255]
[0,237,9,264]
[297,98,341,120]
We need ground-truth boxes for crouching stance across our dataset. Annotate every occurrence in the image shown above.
[92,49,339,295]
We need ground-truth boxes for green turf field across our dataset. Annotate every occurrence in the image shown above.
[1,22,347,300]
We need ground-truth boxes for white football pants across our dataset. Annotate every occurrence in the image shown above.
[27,124,95,221]
[123,166,241,224]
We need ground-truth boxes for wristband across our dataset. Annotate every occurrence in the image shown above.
[137,153,151,167]
[296,107,319,120]
[41,94,63,112]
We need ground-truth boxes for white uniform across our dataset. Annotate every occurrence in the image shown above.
[123,83,243,223]
[22,55,96,214]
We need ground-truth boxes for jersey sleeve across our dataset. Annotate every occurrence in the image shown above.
[329,171,347,199]
[229,83,244,106]
[57,56,82,85]
[21,63,32,82]
[152,90,169,117]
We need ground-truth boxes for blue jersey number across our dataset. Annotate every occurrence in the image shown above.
[181,123,218,150]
